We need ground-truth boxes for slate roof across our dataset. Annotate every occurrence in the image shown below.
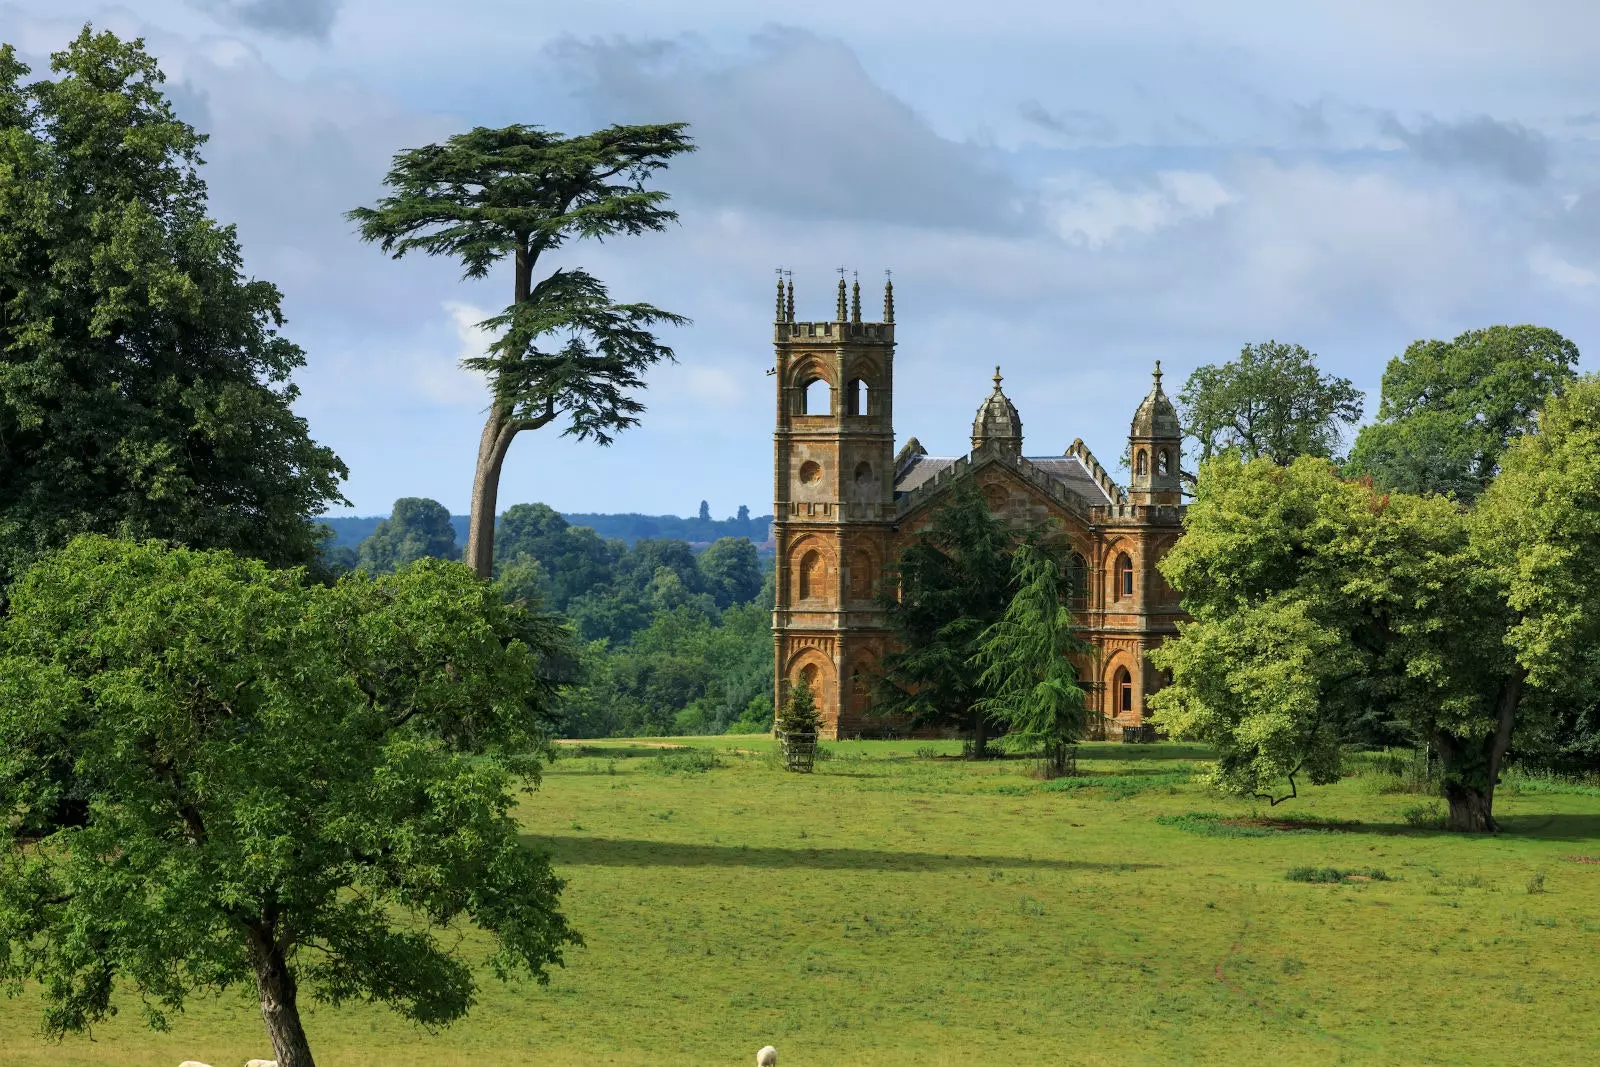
[892,449,1117,508]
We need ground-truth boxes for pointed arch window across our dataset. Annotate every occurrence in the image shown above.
[801,377,830,415]
[1136,449,1149,476]
[1157,450,1171,476]
[1068,552,1089,611]
[846,378,870,416]
[1115,667,1134,715]
[798,549,823,600]
[1114,553,1134,600]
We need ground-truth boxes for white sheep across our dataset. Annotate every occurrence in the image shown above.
[177,1061,214,1067]
[245,1060,277,1067]
[757,1046,777,1066]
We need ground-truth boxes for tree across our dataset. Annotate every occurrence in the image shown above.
[1179,341,1363,464]
[0,29,346,591]
[1149,454,1521,829]
[1346,325,1579,500]
[494,503,621,610]
[971,543,1094,776]
[877,484,1024,757]
[698,535,763,609]
[348,123,694,579]
[698,499,711,522]
[0,537,578,1067]
[776,675,821,735]
[356,497,460,573]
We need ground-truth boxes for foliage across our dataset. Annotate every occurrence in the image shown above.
[494,503,622,610]
[878,484,1026,755]
[356,496,461,573]
[0,29,346,592]
[1284,866,1392,884]
[776,675,822,736]
[698,536,764,609]
[0,537,578,1065]
[1178,341,1363,464]
[971,543,1094,774]
[348,122,695,576]
[1149,454,1521,827]
[1347,326,1579,500]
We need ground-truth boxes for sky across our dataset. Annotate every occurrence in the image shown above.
[4,1,1600,519]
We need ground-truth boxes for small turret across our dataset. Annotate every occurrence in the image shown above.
[971,366,1023,457]
[1128,361,1181,506]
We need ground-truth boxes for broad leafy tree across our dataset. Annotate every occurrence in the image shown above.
[877,485,1025,757]
[971,543,1094,775]
[494,502,621,610]
[1149,453,1528,830]
[1179,341,1363,464]
[698,536,764,609]
[0,537,578,1067]
[356,496,461,573]
[348,123,694,578]
[1346,325,1579,500]
[0,29,346,590]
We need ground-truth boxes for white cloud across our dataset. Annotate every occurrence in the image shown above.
[1530,246,1600,290]
[1043,171,1235,248]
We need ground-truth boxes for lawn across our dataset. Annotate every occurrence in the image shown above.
[4,739,1599,1066]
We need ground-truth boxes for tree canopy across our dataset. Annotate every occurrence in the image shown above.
[1346,325,1579,500]
[877,485,1031,756]
[1178,341,1363,465]
[971,542,1094,775]
[348,123,694,579]
[0,537,578,1067]
[356,496,461,573]
[0,30,345,591]
[1148,445,1561,830]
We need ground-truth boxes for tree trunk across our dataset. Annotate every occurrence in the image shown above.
[464,239,537,581]
[969,713,989,760]
[464,405,517,580]
[1437,668,1524,834]
[246,924,315,1067]
[1443,780,1497,833]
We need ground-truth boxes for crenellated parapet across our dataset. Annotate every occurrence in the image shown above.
[1066,438,1126,504]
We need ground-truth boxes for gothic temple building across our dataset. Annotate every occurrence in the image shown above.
[772,275,1186,739]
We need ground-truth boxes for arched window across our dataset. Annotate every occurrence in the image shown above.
[798,549,822,600]
[1136,449,1148,476]
[846,378,870,416]
[1115,553,1134,600]
[1157,450,1170,476]
[799,663,819,690]
[802,377,830,415]
[1067,552,1089,611]
[1115,667,1133,715]
[853,460,873,486]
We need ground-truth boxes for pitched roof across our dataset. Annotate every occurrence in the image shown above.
[892,446,1120,509]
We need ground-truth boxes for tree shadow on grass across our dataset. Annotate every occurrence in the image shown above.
[526,835,1160,873]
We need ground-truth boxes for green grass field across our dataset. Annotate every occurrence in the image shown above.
[5,739,1600,1066]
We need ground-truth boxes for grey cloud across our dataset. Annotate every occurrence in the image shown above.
[186,0,342,41]
[1380,113,1549,185]
[1018,99,1117,142]
[550,28,1029,234]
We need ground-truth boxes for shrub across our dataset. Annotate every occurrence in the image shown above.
[650,749,722,774]
[1526,870,1547,895]
[1402,802,1446,829]
[1285,867,1392,884]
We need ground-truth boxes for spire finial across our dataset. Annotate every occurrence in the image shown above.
[850,271,861,323]
[883,269,895,323]
[775,268,785,322]
[785,271,795,321]
[836,267,848,321]
[993,365,1003,391]
[1153,359,1163,389]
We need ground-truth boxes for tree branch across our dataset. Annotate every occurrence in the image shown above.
[1252,762,1301,807]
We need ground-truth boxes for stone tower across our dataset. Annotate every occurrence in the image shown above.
[771,274,896,738]
[1127,361,1182,507]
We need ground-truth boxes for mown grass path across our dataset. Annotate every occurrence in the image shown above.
[4,739,1599,1065]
